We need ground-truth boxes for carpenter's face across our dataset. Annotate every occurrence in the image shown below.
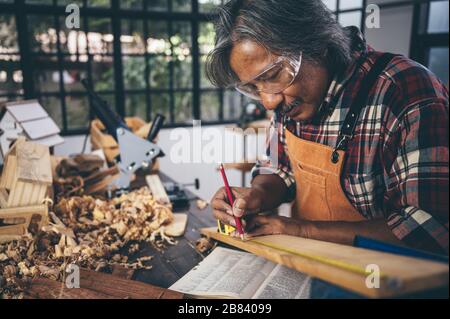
[230,40,331,122]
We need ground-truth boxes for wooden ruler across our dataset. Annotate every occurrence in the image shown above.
[200,227,448,298]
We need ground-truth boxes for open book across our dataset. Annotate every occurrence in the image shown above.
[169,247,312,299]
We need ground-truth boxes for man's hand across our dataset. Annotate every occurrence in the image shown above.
[244,215,309,238]
[211,187,265,228]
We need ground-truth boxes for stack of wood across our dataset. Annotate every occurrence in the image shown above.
[0,138,51,243]
[54,154,119,200]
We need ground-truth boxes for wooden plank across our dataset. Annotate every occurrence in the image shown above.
[200,227,449,298]
[0,154,17,189]
[25,277,115,299]
[79,269,183,299]
[16,142,52,184]
[146,174,171,206]
[164,213,188,237]
[0,188,8,208]
[0,204,48,241]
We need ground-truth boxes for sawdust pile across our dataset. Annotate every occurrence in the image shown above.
[0,187,175,299]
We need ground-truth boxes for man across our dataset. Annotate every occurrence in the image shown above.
[208,0,449,255]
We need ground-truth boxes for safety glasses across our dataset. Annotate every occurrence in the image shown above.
[235,52,303,101]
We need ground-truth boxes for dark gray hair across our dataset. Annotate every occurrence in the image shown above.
[206,0,354,88]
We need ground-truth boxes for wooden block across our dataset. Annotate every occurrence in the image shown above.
[16,141,52,184]
[25,269,184,299]
[0,204,48,241]
[165,213,188,237]
[0,188,9,208]
[146,174,171,206]
[200,227,449,298]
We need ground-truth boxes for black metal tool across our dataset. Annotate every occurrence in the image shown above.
[81,79,165,190]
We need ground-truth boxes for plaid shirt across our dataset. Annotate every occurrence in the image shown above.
[252,28,449,254]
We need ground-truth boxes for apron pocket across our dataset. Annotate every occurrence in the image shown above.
[296,162,326,188]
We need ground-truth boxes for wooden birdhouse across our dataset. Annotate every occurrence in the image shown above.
[0,137,53,208]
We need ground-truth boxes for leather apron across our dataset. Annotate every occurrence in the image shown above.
[286,53,395,222]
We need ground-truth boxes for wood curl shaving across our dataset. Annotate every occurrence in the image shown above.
[0,187,175,299]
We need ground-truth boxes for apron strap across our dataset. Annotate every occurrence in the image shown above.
[332,53,398,163]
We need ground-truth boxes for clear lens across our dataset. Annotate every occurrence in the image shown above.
[234,52,302,101]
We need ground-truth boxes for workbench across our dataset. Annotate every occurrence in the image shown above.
[128,172,217,289]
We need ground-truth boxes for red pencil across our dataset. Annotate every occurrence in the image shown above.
[219,163,244,240]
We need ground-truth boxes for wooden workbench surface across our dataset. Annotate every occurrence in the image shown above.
[130,172,217,289]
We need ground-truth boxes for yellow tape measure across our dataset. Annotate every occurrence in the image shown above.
[251,238,387,279]
[217,220,236,236]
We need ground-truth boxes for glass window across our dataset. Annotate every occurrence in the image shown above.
[174,91,192,123]
[88,18,114,55]
[428,47,449,86]
[151,93,171,120]
[125,94,147,120]
[173,0,191,12]
[33,55,61,93]
[428,1,449,34]
[339,0,363,10]
[201,91,221,121]
[338,11,362,28]
[121,0,143,10]
[121,20,145,55]
[199,0,223,13]
[147,0,168,11]
[66,94,90,130]
[322,0,336,12]
[39,95,63,129]
[0,15,18,53]
[123,56,146,90]
[87,0,110,7]
[149,55,169,88]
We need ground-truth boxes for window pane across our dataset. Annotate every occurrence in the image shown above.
[173,0,191,12]
[39,96,63,129]
[172,21,192,50]
[66,95,90,130]
[148,20,170,54]
[33,55,60,93]
[0,55,22,96]
[57,0,83,6]
[26,0,53,4]
[339,0,362,10]
[201,91,220,121]
[125,94,147,120]
[121,0,142,9]
[223,90,242,120]
[123,56,146,90]
[91,55,114,91]
[63,56,88,92]
[428,1,449,34]
[200,55,214,88]
[121,19,145,55]
[0,15,18,53]
[149,55,169,88]
[147,0,168,11]
[322,0,336,12]
[428,47,449,86]
[338,11,362,28]
[199,22,215,55]
[151,93,170,121]
[59,16,88,55]
[88,18,114,55]
[174,92,192,123]
[87,0,110,7]
[199,0,222,13]
[28,15,57,53]
[174,56,192,89]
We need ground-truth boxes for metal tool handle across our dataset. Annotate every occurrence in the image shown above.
[81,79,129,141]
[147,114,165,142]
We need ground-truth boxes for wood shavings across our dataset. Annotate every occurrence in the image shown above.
[195,237,216,254]
[196,199,209,210]
[0,186,175,299]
